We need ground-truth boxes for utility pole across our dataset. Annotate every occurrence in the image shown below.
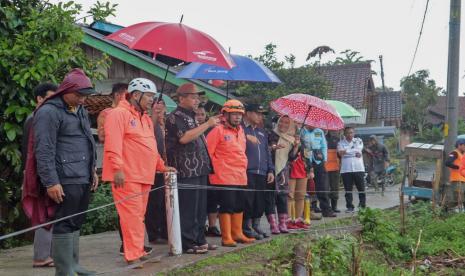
[443,0,461,187]
[379,55,386,92]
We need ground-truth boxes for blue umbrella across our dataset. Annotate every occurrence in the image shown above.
[176,54,281,98]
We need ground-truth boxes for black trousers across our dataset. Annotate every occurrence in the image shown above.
[244,173,266,219]
[313,162,331,213]
[216,185,244,214]
[178,175,208,250]
[145,173,167,241]
[341,172,366,209]
[53,184,91,234]
[327,171,340,201]
[264,184,288,215]
[206,181,219,214]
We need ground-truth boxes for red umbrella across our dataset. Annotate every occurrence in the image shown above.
[270,93,344,130]
[106,21,235,69]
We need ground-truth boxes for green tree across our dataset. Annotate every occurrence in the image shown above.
[401,70,441,136]
[235,43,331,106]
[306,45,335,64]
[0,0,111,247]
[333,49,374,65]
[255,43,285,72]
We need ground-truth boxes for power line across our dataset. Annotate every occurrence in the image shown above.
[407,0,431,76]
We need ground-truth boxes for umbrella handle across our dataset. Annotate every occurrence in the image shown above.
[303,105,312,126]
[157,65,170,103]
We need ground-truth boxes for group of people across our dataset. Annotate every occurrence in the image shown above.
[24,68,375,275]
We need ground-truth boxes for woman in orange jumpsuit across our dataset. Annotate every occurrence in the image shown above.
[206,100,255,247]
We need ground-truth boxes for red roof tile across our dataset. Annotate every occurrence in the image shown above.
[318,62,374,109]
[84,95,113,115]
[368,91,402,121]
[427,96,465,124]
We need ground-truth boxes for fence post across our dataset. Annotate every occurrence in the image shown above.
[165,172,182,256]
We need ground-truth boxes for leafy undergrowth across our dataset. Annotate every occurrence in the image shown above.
[171,203,465,275]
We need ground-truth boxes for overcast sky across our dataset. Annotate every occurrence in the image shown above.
[55,0,462,92]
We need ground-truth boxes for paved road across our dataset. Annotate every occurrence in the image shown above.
[0,185,405,276]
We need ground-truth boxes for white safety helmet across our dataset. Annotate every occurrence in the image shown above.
[128,78,157,94]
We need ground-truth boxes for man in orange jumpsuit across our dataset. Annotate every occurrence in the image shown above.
[102,78,176,267]
[206,100,255,247]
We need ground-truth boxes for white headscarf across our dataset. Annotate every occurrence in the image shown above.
[273,116,296,175]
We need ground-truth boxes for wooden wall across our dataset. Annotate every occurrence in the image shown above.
[82,44,178,96]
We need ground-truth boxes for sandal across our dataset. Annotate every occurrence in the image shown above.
[184,246,208,254]
[33,259,54,268]
[200,243,218,251]
[127,259,144,269]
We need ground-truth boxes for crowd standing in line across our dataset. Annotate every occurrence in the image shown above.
[25,68,381,274]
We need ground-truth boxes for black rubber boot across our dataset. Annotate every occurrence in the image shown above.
[252,218,269,238]
[331,199,341,213]
[243,218,262,240]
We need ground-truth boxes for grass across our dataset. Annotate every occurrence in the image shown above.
[170,203,465,275]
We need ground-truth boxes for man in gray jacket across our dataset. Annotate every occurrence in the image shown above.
[34,68,98,276]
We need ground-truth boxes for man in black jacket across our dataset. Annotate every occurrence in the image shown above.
[34,69,98,276]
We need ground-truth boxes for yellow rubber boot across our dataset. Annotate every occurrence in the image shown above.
[304,197,311,225]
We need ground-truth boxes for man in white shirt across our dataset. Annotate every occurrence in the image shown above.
[337,127,366,213]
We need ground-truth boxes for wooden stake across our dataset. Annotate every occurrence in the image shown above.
[400,188,406,235]
[411,229,423,275]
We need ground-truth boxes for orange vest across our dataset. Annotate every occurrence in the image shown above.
[325,149,340,172]
[450,149,465,182]
[206,124,247,186]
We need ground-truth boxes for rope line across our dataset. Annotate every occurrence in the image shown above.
[0,184,166,241]
[0,182,411,241]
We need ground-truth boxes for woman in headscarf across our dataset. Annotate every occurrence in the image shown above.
[265,115,298,234]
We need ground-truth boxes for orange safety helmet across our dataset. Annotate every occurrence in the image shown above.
[221,99,245,114]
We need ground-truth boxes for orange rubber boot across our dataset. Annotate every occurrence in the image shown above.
[219,214,237,247]
[231,213,255,244]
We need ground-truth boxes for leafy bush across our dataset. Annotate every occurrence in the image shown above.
[0,0,111,248]
[80,183,118,235]
[310,235,357,276]
[358,207,414,260]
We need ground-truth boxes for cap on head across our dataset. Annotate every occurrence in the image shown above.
[176,83,205,96]
[456,138,465,147]
[222,99,245,114]
[369,135,377,141]
[128,78,157,94]
[245,103,268,114]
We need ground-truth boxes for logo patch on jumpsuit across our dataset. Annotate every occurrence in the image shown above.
[224,135,231,141]
[130,119,136,127]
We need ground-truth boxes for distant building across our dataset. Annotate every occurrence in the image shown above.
[427,96,465,126]
[318,62,402,127]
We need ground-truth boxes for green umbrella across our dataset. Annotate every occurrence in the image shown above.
[155,92,177,113]
[325,100,361,118]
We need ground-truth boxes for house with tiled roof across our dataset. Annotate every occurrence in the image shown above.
[367,91,402,127]
[318,62,402,127]
[427,96,465,125]
[318,62,375,124]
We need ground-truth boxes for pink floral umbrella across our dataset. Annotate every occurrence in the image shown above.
[270,93,344,130]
